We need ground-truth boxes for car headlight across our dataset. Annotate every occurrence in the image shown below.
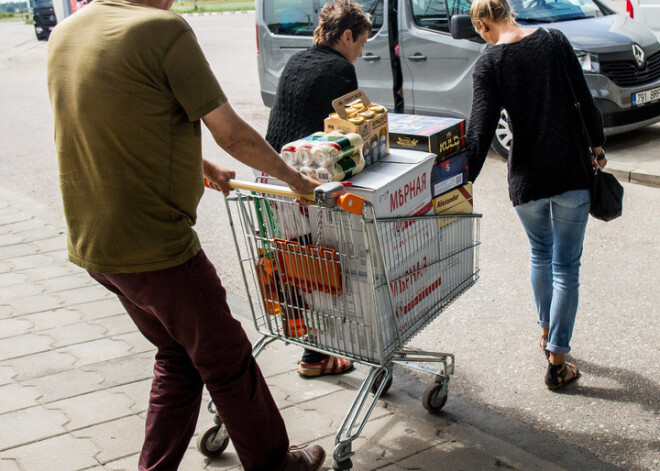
[574,49,599,73]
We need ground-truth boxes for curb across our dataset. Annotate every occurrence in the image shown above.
[606,161,660,187]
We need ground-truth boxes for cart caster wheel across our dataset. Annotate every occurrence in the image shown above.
[422,381,448,414]
[197,423,230,458]
[332,458,353,470]
[370,370,392,395]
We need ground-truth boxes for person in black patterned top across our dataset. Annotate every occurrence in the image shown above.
[266,0,371,378]
[466,0,607,390]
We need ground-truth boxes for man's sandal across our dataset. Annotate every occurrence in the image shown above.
[297,355,353,378]
[545,361,580,390]
[539,335,550,359]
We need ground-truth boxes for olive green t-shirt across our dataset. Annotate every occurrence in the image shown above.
[47,0,226,273]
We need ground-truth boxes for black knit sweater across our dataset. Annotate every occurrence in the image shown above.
[265,45,358,152]
[466,28,605,206]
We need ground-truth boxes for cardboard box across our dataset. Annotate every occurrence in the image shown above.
[308,248,476,362]
[431,151,468,198]
[432,182,473,228]
[324,89,389,165]
[388,114,466,159]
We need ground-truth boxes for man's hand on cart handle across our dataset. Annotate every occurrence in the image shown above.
[203,159,236,196]
[289,173,321,206]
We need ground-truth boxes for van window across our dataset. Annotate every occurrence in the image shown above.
[411,0,471,33]
[264,0,383,37]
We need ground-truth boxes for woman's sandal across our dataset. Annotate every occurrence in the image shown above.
[545,361,580,390]
[539,335,550,359]
[297,355,354,378]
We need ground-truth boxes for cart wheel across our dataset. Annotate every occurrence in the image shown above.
[197,423,230,458]
[370,370,393,395]
[422,381,448,414]
[332,458,353,470]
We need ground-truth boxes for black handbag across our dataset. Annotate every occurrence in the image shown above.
[546,29,624,222]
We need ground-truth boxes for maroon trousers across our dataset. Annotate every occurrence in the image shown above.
[89,250,289,471]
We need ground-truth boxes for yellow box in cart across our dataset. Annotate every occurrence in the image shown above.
[432,182,473,228]
[324,89,389,165]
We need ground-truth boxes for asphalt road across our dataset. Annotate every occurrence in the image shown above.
[0,13,658,471]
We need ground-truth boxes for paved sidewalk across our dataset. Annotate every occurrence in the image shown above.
[0,189,566,471]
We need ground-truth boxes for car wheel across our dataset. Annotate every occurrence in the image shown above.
[492,108,512,158]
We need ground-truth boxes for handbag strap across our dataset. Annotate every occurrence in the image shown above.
[543,28,598,177]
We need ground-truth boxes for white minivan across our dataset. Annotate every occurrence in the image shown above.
[257,0,660,156]
[627,0,660,39]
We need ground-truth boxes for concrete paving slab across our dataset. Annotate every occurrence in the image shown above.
[0,383,41,415]
[23,307,83,331]
[0,318,33,339]
[0,234,26,247]
[7,294,64,316]
[10,227,64,242]
[0,459,22,471]
[75,299,127,321]
[3,253,60,271]
[20,264,76,281]
[0,332,55,361]
[104,453,139,471]
[0,434,101,471]
[71,415,145,464]
[45,322,107,348]
[82,355,153,389]
[36,273,96,294]
[0,211,31,225]
[91,315,138,337]
[109,380,151,414]
[0,273,28,289]
[24,368,105,403]
[30,236,66,253]
[56,285,115,307]
[59,338,133,368]
[2,350,77,381]
[0,406,68,450]
[50,390,135,431]
[112,332,156,355]
[0,219,43,235]
[0,306,14,321]
[0,366,15,386]
[265,371,346,404]
[0,243,37,259]
[0,282,44,301]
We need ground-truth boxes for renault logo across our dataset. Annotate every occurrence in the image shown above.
[632,44,646,68]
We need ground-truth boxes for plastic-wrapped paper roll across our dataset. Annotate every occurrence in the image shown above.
[281,140,303,166]
[312,133,363,167]
[299,166,316,178]
[314,152,366,182]
[296,143,315,166]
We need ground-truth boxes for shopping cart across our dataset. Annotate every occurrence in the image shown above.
[197,180,481,470]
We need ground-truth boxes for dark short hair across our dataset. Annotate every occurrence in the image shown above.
[313,0,372,47]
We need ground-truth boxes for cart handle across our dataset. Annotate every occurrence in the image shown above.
[205,178,364,215]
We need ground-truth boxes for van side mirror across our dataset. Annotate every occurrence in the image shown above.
[450,15,484,43]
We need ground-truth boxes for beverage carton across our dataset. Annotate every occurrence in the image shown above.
[388,114,466,160]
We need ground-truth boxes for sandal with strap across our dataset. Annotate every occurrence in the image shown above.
[297,355,354,378]
[545,361,580,390]
[539,335,550,359]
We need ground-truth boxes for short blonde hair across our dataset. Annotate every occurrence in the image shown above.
[470,0,516,31]
[313,0,372,47]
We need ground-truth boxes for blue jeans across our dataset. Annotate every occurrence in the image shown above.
[514,190,590,354]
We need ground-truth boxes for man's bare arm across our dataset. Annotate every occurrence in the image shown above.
[202,102,318,194]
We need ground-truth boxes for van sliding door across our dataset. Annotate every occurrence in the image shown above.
[399,0,485,118]
[354,0,395,109]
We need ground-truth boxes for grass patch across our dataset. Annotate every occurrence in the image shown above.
[170,0,254,14]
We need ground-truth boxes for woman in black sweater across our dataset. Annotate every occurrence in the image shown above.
[467,0,607,389]
[265,0,371,378]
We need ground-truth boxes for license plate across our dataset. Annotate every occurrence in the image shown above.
[632,86,660,106]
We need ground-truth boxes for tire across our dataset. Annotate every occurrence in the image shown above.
[370,369,393,395]
[422,381,448,414]
[197,423,230,458]
[492,108,513,158]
